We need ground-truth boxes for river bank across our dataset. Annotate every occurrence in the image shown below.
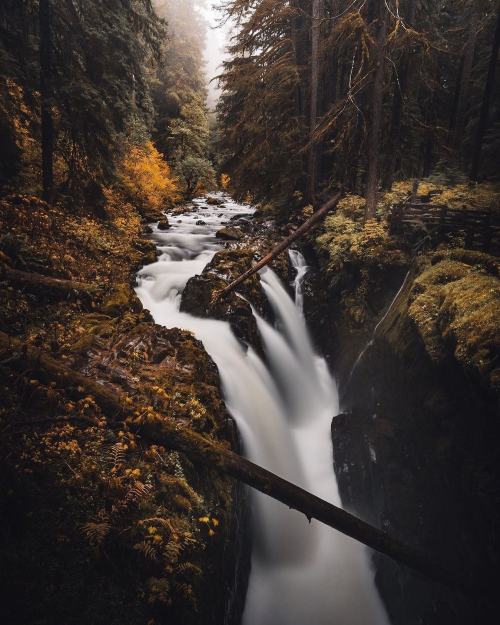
[0,193,247,625]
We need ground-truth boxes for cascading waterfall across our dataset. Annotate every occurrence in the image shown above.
[135,194,389,625]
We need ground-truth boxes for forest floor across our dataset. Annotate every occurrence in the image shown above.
[0,194,243,625]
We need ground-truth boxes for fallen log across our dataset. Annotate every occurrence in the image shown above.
[0,331,126,417]
[0,330,473,596]
[1,265,101,299]
[214,191,343,302]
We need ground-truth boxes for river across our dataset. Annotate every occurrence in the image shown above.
[135,193,389,625]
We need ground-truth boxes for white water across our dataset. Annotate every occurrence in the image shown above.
[135,193,389,625]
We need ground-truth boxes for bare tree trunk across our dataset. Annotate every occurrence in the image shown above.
[453,8,478,151]
[365,4,388,219]
[39,0,54,202]
[470,0,500,180]
[307,0,322,204]
[383,2,417,188]
[215,191,342,302]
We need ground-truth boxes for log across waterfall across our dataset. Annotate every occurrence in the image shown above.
[135,194,390,625]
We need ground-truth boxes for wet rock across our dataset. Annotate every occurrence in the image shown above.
[312,248,500,625]
[206,196,225,206]
[143,225,153,234]
[157,218,170,230]
[196,220,207,226]
[216,227,243,241]
[181,249,266,350]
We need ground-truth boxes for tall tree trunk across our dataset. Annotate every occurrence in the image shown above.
[470,1,500,181]
[39,0,54,201]
[453,8,478,152]
[383,2,417,188]
[290,0,309,194]
[307,0,321,205]
[365,4,388,219]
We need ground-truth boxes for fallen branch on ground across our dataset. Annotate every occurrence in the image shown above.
[213,191,343,303]
[1,265,101,299]
[0,331,126,417]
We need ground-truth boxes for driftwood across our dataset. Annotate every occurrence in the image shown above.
[1,265,100,299]
[215,191,343,302]
[0,330,474,596]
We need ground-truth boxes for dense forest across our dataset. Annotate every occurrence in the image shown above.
[218,0,500,212]
[1,1,499,625]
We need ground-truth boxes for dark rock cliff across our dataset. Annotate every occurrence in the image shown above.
[305,246,499,624]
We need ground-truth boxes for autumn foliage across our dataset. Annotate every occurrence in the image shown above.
[119,141,179,212]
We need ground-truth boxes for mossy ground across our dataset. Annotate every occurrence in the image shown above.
[0,195,239,625]
[313,182,500,398]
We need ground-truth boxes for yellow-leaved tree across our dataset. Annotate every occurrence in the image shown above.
[119,141,178,211]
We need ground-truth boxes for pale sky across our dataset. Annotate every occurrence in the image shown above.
[199,2,232,110]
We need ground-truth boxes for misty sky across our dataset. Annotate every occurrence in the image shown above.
[200,2,232,110]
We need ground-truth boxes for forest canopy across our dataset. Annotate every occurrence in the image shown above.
[217,0,500,215]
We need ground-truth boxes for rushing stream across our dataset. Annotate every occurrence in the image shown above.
[136,194,389,625]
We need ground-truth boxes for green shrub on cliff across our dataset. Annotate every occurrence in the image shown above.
[316,194,405,273]
[409,253,500,396]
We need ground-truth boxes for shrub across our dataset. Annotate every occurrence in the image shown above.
[119,141,179,211]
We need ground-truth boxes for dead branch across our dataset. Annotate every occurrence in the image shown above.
[215,191,343,302]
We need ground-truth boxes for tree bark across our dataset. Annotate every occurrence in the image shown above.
[470,1,500,181]
[383,2,417,188]
[1,266,101,300]
[0,331,127,417]
[365,4,388,219]
[39,0,54,202]
[0,329,474,596]
[215,191,342,302]
[453,8,478,151]
[307,0,322,204]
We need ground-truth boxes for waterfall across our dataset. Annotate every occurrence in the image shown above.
[135,194,389,625]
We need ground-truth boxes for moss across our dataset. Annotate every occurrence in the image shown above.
[101,283,142,316]
[409,254,500,396]
[0,193,242,625]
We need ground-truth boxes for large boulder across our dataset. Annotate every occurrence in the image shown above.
[216,227,243,241]
[181,248,267,350]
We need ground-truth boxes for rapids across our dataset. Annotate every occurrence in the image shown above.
[135,193,389,625]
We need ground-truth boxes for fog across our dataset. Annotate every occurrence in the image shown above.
[199,2,231,109]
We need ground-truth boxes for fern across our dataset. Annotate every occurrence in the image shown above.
[163,539,182,564]
[108,442,126,469]
[82,521,111,547]
[125,480,153,506]
[134,540,158,561]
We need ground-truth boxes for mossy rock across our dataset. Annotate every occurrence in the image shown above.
[216,227,243,241]
[101,283,143,316]
[408,252,500,397]
[181,249,265,349]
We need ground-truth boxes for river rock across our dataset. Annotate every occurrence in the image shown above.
[157,218,170,230]
[216,227,243,241]
[196,220,207,226]
[206,196,225,206]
